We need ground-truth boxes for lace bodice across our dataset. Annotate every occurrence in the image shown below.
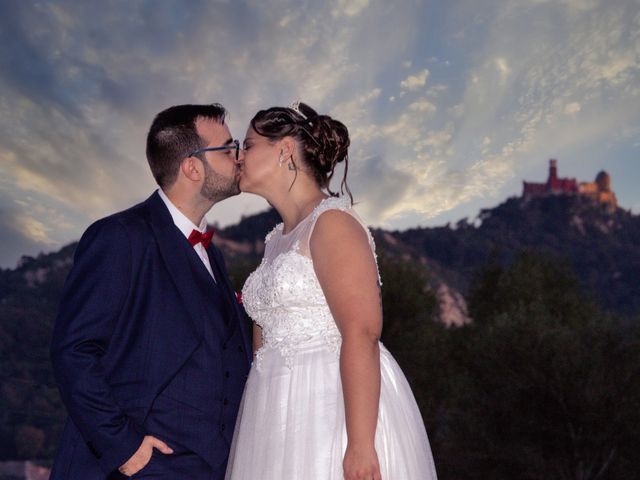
[242,197,380,368]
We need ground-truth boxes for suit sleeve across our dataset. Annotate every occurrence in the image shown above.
[50,217,144,474]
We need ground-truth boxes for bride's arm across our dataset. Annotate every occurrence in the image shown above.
[253,323,263,357]
[310,210,383,480]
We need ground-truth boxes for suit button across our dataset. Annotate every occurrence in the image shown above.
[225,371,230,378]
[220,424,226,432]
[223,398,229,406]
[223,343,228,350]
[237,345,243,353]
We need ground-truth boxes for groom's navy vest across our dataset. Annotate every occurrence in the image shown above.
[144,240,249,470]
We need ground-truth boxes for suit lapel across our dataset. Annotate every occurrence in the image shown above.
[182,244,232,340]
[184,242,218,292]
[146,190,251,361]
[206,246,233,305]
[147,191,208,338]
[207,243,252,361]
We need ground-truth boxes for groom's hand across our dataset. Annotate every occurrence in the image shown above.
[118,435,173,477]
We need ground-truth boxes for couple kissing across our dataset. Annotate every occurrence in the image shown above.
[50,102,437,480]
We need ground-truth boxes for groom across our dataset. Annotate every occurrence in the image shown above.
[50,104,251,479]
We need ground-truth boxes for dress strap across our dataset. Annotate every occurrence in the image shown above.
[310,196,352,222]
[302,196,382,286]
[264,223,283,244]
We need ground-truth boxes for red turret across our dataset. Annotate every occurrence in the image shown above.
[523,159,578,197]
[549,159,558,182]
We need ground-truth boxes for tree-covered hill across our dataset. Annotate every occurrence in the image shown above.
[389,195,640,315]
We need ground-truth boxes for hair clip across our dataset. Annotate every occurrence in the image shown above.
[290,101,307,120]
[289,101,320,146]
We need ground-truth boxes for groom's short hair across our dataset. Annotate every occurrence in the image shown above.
[146,104,227,188]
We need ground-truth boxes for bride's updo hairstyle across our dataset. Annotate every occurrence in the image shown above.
[250,102,353,203]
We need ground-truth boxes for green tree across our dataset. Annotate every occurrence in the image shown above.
[442,252,640,479]
[377,253,452,455]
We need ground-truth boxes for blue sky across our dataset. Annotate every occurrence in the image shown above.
[0,0,638,268]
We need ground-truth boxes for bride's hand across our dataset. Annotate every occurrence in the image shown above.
[343,443,382,480]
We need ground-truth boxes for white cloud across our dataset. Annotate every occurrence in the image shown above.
[400,69,430,91]
[494,56,511,83]
[15,216,56,245]
[332,0,370,17]
[408,98,437,113]
[515,0,600,11]
[279,14,296,27]
[332,87,382,136]
[426,84,448,97]
[564,101,581,115]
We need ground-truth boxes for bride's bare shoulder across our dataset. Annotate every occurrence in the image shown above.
[310,208,369,255]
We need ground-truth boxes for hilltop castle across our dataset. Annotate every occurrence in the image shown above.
[522,159,617,211]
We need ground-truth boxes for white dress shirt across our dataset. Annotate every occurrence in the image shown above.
[158,189,216,282]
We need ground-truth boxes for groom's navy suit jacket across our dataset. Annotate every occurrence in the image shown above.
[49,191,251,479]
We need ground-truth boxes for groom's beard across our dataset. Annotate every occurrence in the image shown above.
[201,159,240,202]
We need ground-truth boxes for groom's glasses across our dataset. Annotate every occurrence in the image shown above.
[188,139,241,161]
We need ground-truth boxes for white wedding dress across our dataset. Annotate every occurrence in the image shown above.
[225,197,437,479]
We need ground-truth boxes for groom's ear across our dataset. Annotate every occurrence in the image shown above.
[180,156,203,182]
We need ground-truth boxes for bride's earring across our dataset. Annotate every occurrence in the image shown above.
[278,153,284,167]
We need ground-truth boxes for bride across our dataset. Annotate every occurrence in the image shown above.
[225,102,437,480]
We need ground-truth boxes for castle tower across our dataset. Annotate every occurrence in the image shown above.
[595,171,611,192]
[579,170,617,211]
[548,159,558,182]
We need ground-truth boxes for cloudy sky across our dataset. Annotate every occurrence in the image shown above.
[0,0,638,268]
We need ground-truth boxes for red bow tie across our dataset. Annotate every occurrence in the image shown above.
[188,229,214,249]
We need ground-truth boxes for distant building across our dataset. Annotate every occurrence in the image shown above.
[579,170,618,210]
[522,159,617,211]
